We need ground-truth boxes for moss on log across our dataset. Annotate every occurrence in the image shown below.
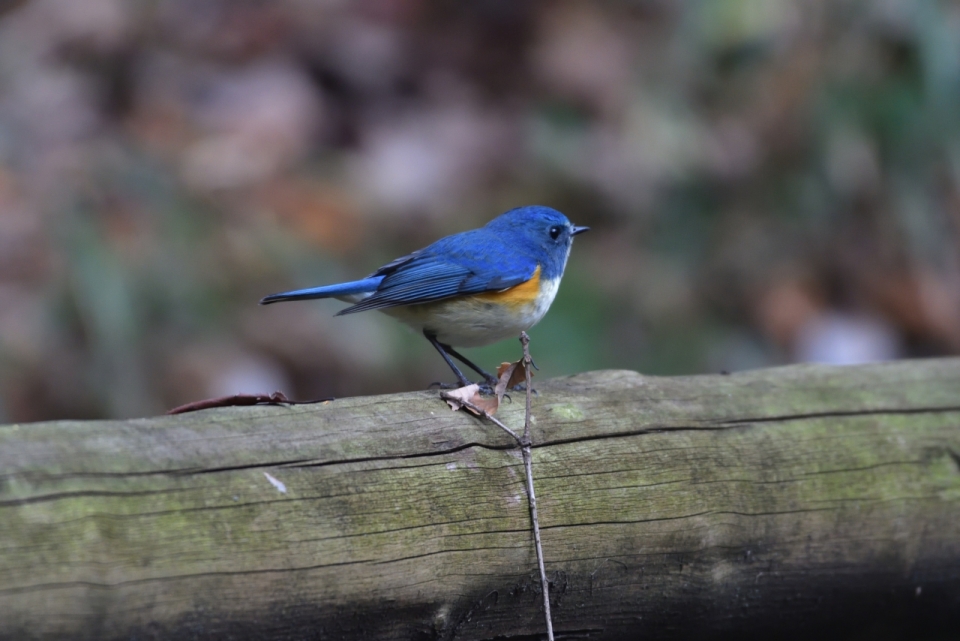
[2,359,960,640]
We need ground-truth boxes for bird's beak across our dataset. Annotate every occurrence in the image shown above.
[571,225,590,236]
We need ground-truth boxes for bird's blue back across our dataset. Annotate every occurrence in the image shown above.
[338,206,571,314]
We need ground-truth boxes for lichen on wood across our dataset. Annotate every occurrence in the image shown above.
[2,359,960,640]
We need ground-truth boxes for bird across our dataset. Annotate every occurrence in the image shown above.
[260,205,589,388]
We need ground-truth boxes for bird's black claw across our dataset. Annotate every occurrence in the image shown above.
[477,383,496,396]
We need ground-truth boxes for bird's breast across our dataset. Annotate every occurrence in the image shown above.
[473,265,543,308]
[382,266,562,347]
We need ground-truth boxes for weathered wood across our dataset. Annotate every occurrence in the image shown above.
[2,359,960,640]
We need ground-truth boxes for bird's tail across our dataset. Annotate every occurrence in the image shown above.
[259,277,383,305]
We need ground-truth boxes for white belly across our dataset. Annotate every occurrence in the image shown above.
[379,277,562,347]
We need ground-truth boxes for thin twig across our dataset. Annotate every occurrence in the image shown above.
[521,447,552,639]
[166,392,333,415]
[441,333,554,640]
[455,400,522,444]
[521,332,534,443]
[520,331,554,641]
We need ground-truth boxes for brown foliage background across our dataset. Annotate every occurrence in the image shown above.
[1,0,958,421]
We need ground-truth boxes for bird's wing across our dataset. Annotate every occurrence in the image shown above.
[337,230,538,315]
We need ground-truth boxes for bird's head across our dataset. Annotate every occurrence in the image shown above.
[485,206,589,272]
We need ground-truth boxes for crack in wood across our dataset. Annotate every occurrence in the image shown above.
[947,448,960,473]
[540,506,840,531]
[0,558,377,597]
[3,406,956,489]
[372,545,527,566]
[0,487,188,508]
[711,405,960,426]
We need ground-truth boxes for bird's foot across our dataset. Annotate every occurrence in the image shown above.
[510,383,538,395]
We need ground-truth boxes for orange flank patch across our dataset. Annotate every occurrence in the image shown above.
[474,265,541,308]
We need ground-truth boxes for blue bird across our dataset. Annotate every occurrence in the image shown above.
[260,205,589,387]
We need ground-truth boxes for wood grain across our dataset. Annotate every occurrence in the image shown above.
[2,359,960,639]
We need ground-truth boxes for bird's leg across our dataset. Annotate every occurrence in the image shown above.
[423,331,472,388]
[439,342,498,387]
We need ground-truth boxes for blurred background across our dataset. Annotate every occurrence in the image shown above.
[0,0,959,422]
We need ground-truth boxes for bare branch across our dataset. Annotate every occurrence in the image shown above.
[520,330,554,641]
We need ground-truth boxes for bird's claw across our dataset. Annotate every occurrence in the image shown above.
[511,383,538,395]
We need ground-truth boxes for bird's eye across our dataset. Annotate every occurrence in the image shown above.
[549,225,562,240]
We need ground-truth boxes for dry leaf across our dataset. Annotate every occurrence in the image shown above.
[494,359,532,401]
[471,395,500,415]
[440,384,479,410]
[440,384,500,416]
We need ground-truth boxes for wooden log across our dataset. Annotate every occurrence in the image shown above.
[2,359,960,640]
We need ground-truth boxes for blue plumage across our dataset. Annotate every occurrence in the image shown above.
[339,228,537,314]
[259,277,383,304]
[260,205,588,386]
